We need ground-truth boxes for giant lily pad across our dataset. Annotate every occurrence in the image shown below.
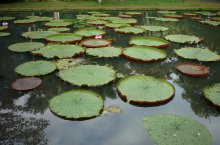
[0,26,8,31]
[195,11,216,16]
[118,14,132,18]
[203,83,220,107]
[163,14,183,19]
[48,27,70,32]
[14,19,36,24]
[0,32,10,37]
[125,12,142,16]
[44,21,72,27]
[54,58,88,70]
[49,89,104,119]
[92,13,111,17]
[155,17,179,22]
[32,44,85,58]
[45,33,82,44]
[182,12,198,17]
[81,38,111,48]
[58,65,116,87]
[27,16,53,22]
[15,60,56,76]
[174,47,220,62]
[176,62,209,77]
[138,26,169,32]
[123,46,167,62]
[112,18,137,24]
[115,26,145,34]
[22,31,57,39]
[165,34,201,44]
[157,11,176,14]
[8,42,44,52]
[11,77,42,91]
[201,20,220,26]
[86,46,122,58]
[74,28,105,38]
[117,75,175,105]
[143,114,211,145]
[87,20,108,26]
[105,23,130,28]
[129,36,170,48]
[0,16,15,21]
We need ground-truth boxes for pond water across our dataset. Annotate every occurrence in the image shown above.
[0,11,220,145]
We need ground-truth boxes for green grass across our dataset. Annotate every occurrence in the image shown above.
[0,0,219,11]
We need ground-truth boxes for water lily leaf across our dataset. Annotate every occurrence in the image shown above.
[112,18,137,24]
[48,27,70,32]
[11,77,42,91]
[125,12,142,16]
[118,14,132,18]
[117,75,175,105]
[105,23,130,28]
[74,28,105,38]
[92,13,111,17]
[49,89,104,119]
[81,38,111,48]
[8,42,44,52]
[157,11,176,14]
[182,12,198,17]
[203,83,220,107]
[88,11,101,14]
[143,114,211,145]
[15,60,57,76]
[14,19,37,24]
[45,33,82,44]
[115,26,145,34]
[27,16,53,22]
[44,21,72,27]
[201,20,220,26]
[129,36,170,48]
[22,31,57,39]
[155,17,179,22]
[138,26,169,32]
[32,44,85,58]
[174,47,220,62]
[163,14,183,19]
[0,16,15,21]
[165,34,201,44]
[58,65,116,87]
[0,32,10,37]
[86,46,122,58]
[211,17,220,21]
[195,11,216,16]
[0,26,8,31]
[87,20,108,26]
[54,58,88,70]
[176,62,209,77]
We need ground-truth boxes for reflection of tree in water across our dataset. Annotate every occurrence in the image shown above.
[0,112,48,145]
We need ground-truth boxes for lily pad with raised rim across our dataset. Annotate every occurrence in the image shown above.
[117,75,175,105]
[174,47,220,62]
[138,26,169,32]
[81,38,111,48]
[48,27,70,32]
[58,65,116,87]
[0,16,15,21]
[182,12,198,17]
[11,77,42,91]
[45,33,82,44]
[0,32,10,37]
[8,42,44,52]
[22,31,57,39]
[155,17,179,22]
[105,23,130,28]
[86,46,122,58]
[112,18,137,24]
[14,19,37,24]
[27,16,53,22]
[201,20,220,26]
[115,26,145,34]
[157,11,176,14]
[15,60,57,76]
[125,12,142,16]
[92,13,111,17]
[87,20,108,26]
[75,28,105,38]
[0,26,8,31]
[195,11,216,16]
[163,14,183,19]
[143,114,211,145]
[49,89,104,119]
[203,83,220,107]
[44,21,72,27]
[165,34,201,44]
[54,58,88,70]
[118,14,132,18]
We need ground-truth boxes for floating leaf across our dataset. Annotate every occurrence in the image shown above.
[174,47,220,62]
[87,20,108,26]
[105,23,130,28]
[0,32,10,37]
[182,12,197,17]
[138,25,169,32]
[129,36,170,48]
[143,114,211,145]
[15,60,56,76]
[49,89,104,119]
[27,16,53,22]
[163,14,183,19]
[32,44,85,58]
[195,11,216,16]
[81,38,111,48]
[155,17,179,22]
[125,12,142,15]
[48,27,70,32]
[75,28,105,38]
[117,75,175,105]
[11,77,42,91]
[115,26,145,34]
[0,26,8,31]
[123,46,167,62]
[201,20,220,26]
[14,19,37,24]
[211,17,220,21]
[165,34,201,44]
[118,14,132,18]
[0,16,15,21]
[86,46,122,58]
[157,11,176,14]
[112,18,137,24]
[44,21,72,27]
[203,83,220,107]
[54,58,88,70]
[22,31,57,39]
[45,33,82,44]
[8,42,44,52]
[92,13,111,17]
[58,65,116,87]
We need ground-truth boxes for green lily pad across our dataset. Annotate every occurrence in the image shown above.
[165,34,201,44]
[112,18,137,24]
[182,12,198,17]
[138,26,169,32]
[195,11,216,16]
[155,17,179,22]
[105,23,130,28]
[58,65,116,87]
[157,11,176,14]
[115,26,145,34]
[203,83,220,107]
[14,19,37,24]
[86,46,122,58]
[44,21,72,27]
[125,12,142,15]
[8,42,44,52]
[0,32,10,37]
[45,33,82,44]
[117,75,175,105]
[143,114,211,145]
[15,60,56,76]
[201,20,220,26]
[81,38,111,48]
[48,27,70,32]
[118,14,132,18]
[87,20,108,26]
[211,17,220,21]
[174,47,220,62]
[0,16,15,21]
[123,46,167,62]
[163,14,183,19]
[0,26,8,31]
[49,89,104,119]
[74,28,105,38]
[129,36,170,48]
[22,31,57,39]
[92,13,110,17]
[27,16,53,22]
[54,58,88,70]
[32,44,85,58]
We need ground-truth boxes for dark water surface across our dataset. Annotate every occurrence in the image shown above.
[0,11,220,145]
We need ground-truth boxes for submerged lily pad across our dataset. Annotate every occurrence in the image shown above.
[22,31,57,39]
[45,33,82,44]
[15,60,56,76]
[105,23,130,28]
[0,26,8,31]
[58,65,116,87]
[143,114,211,145]
[86,46,122,58]
[129,36,170,48]
[75,28,105,38]
[138,26,169,32]
[49,89,104,119]
[117,75,175,105]
[201,20,220,26]
[11,77,42,91]
[123,46,167,62]
[203,83,220,107]
[14,19,36,24]
[54,58,88,70]
[81,38,111,48]
[45,21,72,27]
[115,26,145,34]
[8,42,44,52]
[0,32,10,37]
[165,34,201,44]
[174,47,220,62]
[32,44,85,58]
[48,27,70,32]
[0,16,15,21]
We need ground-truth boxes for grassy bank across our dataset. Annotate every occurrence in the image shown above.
[0,0,220,11]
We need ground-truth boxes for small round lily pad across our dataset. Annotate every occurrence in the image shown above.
[115,26,145,34]
[11,77,42,91]
[176,62,209,77]
[143,114,211,145]
[27,16,53,22]
[165,34,201,44]
[117,75,175,105]
[138,26,169,32]
[44,21,72,27]
[203,83,220,107]
[0,32,10,37]
[8,42,44,52]
[86,46,122,58]
[45,33,82,44]
[22,31,57,39]
[81,38,111,48]
[15,60,57,76]
[58,65,116,87]
[74,28,105,38]
[49,89,104,119]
